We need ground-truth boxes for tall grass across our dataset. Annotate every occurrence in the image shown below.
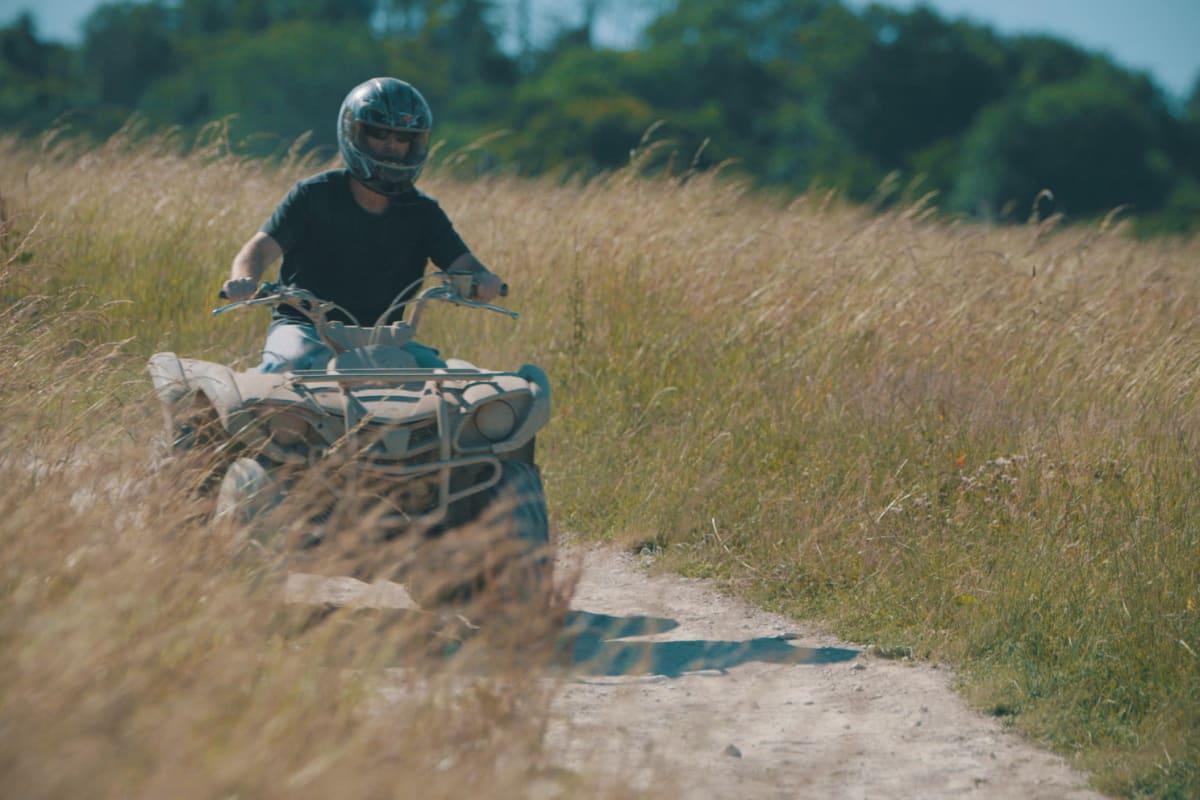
[0,130,647,799]
[3,126,1199,797]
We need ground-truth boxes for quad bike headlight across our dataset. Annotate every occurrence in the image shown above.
[473,399,517,442]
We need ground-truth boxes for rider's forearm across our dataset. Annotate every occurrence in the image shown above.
[231,232,283,282]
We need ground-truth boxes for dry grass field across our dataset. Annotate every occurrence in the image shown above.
[1,125,1198,797]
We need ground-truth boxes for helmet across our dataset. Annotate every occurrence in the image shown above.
[337,77,433,196]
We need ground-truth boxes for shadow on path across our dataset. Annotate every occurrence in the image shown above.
[282,574,860,678]
[558,610,859,678]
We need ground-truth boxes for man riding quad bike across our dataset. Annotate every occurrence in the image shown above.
[151,76,554,615]
[147,274,553,612]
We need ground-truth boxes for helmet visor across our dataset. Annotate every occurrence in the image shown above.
[353,122,430,167]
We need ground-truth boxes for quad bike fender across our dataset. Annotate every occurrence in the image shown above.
[148,351,195,435]
[147,351,192,406]
[148,352,256,437]
[506,364,552,451]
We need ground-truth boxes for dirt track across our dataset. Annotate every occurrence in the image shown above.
[546,544,1102,798]
[288,543,1103,799]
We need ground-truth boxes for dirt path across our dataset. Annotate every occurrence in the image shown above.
[546,544,1102,798]
[287,543,1103,799]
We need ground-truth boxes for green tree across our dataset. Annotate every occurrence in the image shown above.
[636,0,1011,196]
[176,0,374,37]
[952,73,1173,219]
[415,0,516,95]
[1179,74,1200,177]
[632,0,826,177]
[130,0,516,157]
[81,1,176,107]
[2,12,53,76]
[503,47,658,173]
[274,0,377,26]
[139,21,389,154]
[821,7,1008,172]
[0,13,80,132]
[376,0,517,150]
[377,0,428,38]
[1135,73,1200,234]
[1004,34,1094,90]
[176,0,237,36]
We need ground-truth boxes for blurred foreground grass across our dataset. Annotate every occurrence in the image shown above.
[2,126,1198,797]
[0,130,644,799]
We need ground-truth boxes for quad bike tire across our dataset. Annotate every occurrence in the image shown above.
[409,460,553,611]
[470,459,551,560]
[215,457,282,524]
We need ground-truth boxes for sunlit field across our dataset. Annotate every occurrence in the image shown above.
[2,125,1198,797]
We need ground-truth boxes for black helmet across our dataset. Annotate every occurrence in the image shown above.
[337,77,433,196]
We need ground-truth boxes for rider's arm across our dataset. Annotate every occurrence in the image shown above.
[447,252,504,302]
[224,232,283,300]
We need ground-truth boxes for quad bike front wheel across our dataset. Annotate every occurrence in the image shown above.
[215,457,283,524]
[409,460,554,615]
[472,460,550,551]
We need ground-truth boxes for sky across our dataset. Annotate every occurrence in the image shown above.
[3,0,1198,101]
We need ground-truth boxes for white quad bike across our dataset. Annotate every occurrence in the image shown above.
[147,273,552,609]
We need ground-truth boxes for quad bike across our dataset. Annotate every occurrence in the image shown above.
[147,273,553,610]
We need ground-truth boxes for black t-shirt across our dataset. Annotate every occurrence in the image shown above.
[262,169,469,324]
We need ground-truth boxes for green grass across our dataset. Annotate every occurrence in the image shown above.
[3,127,1199,797]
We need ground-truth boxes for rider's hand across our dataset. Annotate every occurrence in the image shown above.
[471,271,505,302]
[222,277,258,301]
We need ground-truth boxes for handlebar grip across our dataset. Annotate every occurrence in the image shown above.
[466,279,508,300]
[219,282,275,302]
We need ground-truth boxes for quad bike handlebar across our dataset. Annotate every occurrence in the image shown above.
[214,271,517,335]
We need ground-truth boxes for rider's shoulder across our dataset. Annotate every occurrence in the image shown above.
[278,170,352,211]
[292,171,440,209]
[293,169,348,192]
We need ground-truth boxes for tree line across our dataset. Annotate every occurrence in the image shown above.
[3,0,1199,234]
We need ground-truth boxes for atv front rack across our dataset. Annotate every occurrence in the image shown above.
[286,366,530,529]
[287,368,524,386]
